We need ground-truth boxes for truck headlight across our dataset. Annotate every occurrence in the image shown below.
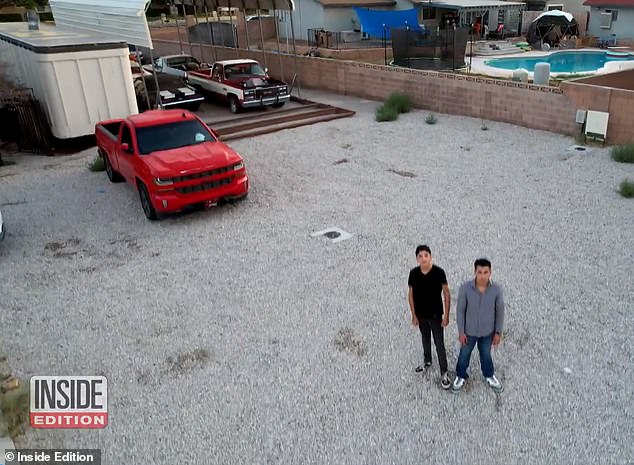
[154,177,173,186]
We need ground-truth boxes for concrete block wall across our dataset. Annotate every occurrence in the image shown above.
[154,38,634,142]
[562,69,634,145]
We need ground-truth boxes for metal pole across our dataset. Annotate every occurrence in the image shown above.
[218,6,226,56]
[406,24,410,69]
[469,23,473,73]
[452,23,456,71]
[204,3,217,62]
[148,48,163,109]
[256,1,267,69]
[174,1,185,53]
[241,0,251,53]
[181,3,194,56]
[383,24,387,65]
[193,1,205,62]
[289,6,300,97]
[135,52,152,111]
[273,1,284,82]
[227,0,238,57]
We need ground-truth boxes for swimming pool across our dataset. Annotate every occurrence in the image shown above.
[486,51,634,73]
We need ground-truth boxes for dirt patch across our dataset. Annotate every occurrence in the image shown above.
[165,348,210,375]
[44,238,81,258]
[109,237,141,250]
[335,328,367,357]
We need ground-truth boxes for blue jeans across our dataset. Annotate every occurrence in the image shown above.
[455,333,494,379]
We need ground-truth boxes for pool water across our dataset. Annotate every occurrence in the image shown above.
[486,51,634,73]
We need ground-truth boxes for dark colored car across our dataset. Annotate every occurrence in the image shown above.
[134,73,205,112]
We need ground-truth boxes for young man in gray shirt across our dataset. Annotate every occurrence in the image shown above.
[452,258,505,393]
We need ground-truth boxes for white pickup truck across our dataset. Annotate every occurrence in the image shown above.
[186,59,290,113]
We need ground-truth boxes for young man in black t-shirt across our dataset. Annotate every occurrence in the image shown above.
[408,245,452,390]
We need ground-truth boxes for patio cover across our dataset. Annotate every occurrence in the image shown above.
[49,0,153,48]
[318,0,396,7]
[170,0,295,10]
[410,0,525,12]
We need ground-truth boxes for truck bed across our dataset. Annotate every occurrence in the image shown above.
[97,121,122,139]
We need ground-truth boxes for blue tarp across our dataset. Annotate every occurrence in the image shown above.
[353,7,421,39]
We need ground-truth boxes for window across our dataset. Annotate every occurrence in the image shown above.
[121,125,132,147]
[547,4,564,10]
[136,120,216,155]
[600,11,612,29]
[611,10,618,21]
[212,64,223,80]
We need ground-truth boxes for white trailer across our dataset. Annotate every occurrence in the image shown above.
[0,22,138,139]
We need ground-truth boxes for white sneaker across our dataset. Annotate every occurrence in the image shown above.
[451,376,465,392]
[486,375,503,392]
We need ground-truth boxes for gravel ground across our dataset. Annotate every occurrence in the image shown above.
[1,90,633,465]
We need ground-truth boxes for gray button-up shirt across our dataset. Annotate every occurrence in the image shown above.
[456,280,505,337]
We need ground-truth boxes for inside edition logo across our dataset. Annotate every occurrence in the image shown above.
[30,376,108,428]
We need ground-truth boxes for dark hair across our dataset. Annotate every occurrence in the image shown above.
[474,258,492,270]
[415,245,432,256]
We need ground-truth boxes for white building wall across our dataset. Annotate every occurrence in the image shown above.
[587,7,634,38]
[0,39,137,138]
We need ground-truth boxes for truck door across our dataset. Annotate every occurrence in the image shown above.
[210,64,226,101]
[116,123,136,183]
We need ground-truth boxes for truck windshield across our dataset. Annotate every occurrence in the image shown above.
[224,63,266,77]
[136,120,216,154]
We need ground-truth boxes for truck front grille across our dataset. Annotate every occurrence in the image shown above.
[171,165,233,183]
[175,176,234,194]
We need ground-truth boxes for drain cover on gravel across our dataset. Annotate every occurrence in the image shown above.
[310,227,352,243]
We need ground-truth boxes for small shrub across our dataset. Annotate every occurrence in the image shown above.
[619,179,634,198]
[88,155,105,172]
[0,384,29,438]
[610,144,634,163]
[375,104,399,122]
[385,92,412,114]
[425,113,437,125]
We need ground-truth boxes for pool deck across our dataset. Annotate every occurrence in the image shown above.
[467,47,634,80]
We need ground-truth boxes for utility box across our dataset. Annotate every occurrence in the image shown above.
[0,22,138,139]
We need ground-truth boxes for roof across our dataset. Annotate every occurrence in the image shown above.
[170,0,295,11]
[533,10,574,21]
[127,109,198,127]
[0,22,127,54]
[317,0,396,6]
[583,0,634,6]
[49,0,153,49]
[217,59,260,65]
[410,0,526,9]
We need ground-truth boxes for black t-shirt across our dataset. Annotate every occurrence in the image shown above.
[408,265,447,320]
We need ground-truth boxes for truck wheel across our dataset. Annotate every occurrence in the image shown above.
[137,181,158,220]
[228,95,241,114]
[102,150,124,183]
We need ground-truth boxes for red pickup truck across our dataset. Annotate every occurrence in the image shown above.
[95,109,248,220]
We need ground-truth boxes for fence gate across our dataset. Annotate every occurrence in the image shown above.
[0,88,53,155]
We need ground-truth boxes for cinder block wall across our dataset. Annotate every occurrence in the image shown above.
[562,80,634,145]
[152,38,634,143]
